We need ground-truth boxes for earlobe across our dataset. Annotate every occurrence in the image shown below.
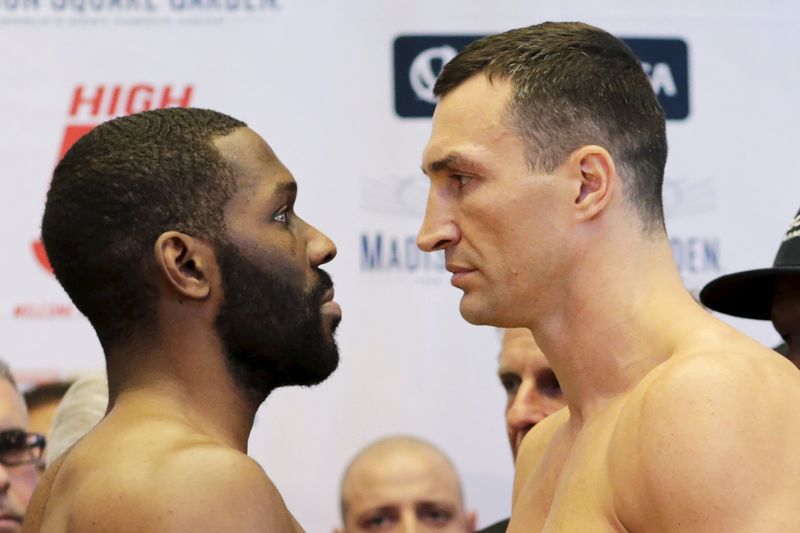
[573,146,615,221]
[467,510,478,532]
[153,231,212,300]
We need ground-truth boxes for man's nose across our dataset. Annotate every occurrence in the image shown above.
[306,224,337,268]
[508,388,549,430]
[399,511,418,533]
[416,188,459,252]
[0,464,11,495]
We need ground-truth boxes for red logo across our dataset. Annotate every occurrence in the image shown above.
[33,84,195,273]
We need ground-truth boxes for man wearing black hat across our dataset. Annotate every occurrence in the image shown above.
[701,209,800,367]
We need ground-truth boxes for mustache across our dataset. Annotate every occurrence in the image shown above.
[312,269,333,298]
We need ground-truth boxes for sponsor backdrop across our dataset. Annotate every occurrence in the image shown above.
[1,0,799,529]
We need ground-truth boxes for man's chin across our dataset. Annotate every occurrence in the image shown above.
[459,296,496,326]
[294,347,339,388]
[459,294,534,328]
[322,312,342,339]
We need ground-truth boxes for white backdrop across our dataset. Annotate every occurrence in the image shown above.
[2,1,800,530]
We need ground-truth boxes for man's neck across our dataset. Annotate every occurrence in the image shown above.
[528,234,708,425]
[105,328,260,453]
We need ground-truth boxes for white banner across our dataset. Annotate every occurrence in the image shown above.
[2,1,799,529]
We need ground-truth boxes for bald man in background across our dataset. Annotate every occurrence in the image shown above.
[336,436,476,533]
[479,329,566,533]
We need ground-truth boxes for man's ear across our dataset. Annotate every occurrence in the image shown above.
[466,510,477,532]
[153,231,212,300]
[568,145,616,223]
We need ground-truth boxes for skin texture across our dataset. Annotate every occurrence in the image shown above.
[0,379,38,533]
[23,127,339,533]
[771,276,800,368]
[497,329,564,460]
[418,74,800,532]
[336,437,475,533]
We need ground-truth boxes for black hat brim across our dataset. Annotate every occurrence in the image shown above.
[699,267,800,320]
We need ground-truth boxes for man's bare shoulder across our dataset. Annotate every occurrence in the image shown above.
[513,406,569,499]
[34,420,302,533]
[80,442,298,532]
[610,345,800,531]
[23,450,69,532]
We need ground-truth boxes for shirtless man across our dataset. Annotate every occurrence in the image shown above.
[25,108,341,532]
[417,22,800,531]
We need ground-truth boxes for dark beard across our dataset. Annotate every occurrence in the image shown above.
[213,241,340,402]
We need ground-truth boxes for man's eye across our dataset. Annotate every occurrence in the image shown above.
[273,208,289,224]
[452,174,473,188]
[500,376,520,395]
[419,506,453,525]
[540,371,562,397]
[360,514,394,530]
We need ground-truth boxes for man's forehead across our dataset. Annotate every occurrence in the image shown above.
[499,331,548,368]
[215,126,277,170]
[503,328,540,350]
[346,474,461,511]
[214,126,274,158]
[435,73,512,121]
[344,449,462,505]
[423,76,519,173]
[214,127,296,193]
[0,379,27,430]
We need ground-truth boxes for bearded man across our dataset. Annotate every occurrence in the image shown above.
[25,108,341,532]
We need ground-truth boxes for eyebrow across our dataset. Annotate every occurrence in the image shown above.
[274,181,298,195]
[422,152,488,176]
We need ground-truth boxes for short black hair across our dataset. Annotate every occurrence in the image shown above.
[42,108,247,349]
[435,22,668,233]
[24,381,75,410]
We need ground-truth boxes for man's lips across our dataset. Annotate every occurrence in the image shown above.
[0,513,22,527]
[446,263,477,287]
[320,287,342,318]
[321,287,335,304]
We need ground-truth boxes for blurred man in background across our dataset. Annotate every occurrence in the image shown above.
[479,329,566,533]
[0,361,44,532]
[701,207,800,368]
[336,436,475,533]
[23,381,73,468]
[497,328,564,461]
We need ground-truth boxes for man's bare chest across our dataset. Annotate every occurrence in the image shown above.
[508,416,628,532]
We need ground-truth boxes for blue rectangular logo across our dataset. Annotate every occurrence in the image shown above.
[393,35,689,120]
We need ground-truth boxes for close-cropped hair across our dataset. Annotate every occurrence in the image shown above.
[41,108,247,349]
[435,22,668,233]
[24,380,74,410]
